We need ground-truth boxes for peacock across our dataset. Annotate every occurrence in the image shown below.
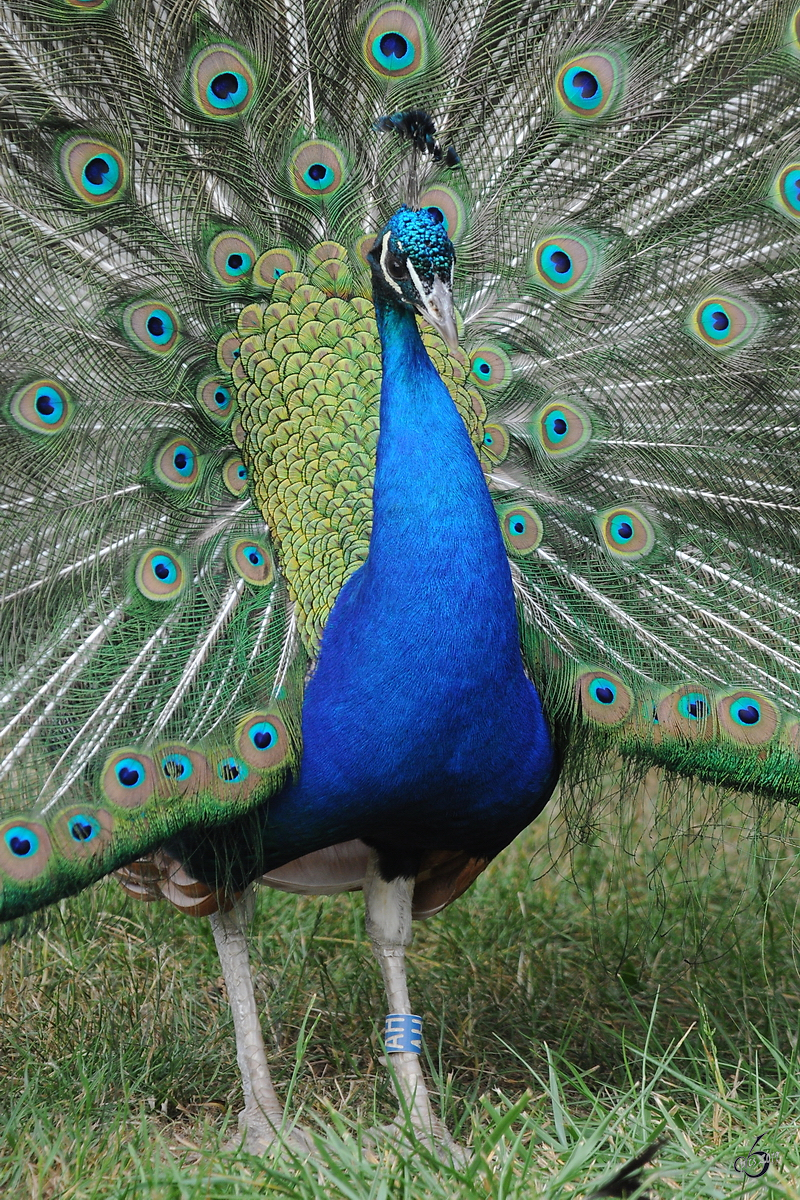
[2,0,800,1157]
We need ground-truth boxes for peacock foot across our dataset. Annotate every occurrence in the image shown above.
[226,1106,314,1156]
[364,1113,470,1165]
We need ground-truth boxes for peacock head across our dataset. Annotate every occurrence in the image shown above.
[368,206,458,349]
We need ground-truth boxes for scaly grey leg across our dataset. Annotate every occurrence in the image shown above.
[363,851,458,1151]
[210,891,310,1153]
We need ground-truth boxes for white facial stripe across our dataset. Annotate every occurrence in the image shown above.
[407,258,441,326]
[409,269,458,348]
[380,232,403,296]
[406,258,425,300]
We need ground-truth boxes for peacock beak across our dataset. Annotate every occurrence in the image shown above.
[414,275,459,351]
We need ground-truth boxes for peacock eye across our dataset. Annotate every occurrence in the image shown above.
[385,253,408,281]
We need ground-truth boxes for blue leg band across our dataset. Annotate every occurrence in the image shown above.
[384,1013,422,1054]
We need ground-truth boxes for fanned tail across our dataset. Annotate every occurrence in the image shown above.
[2,0,800,924]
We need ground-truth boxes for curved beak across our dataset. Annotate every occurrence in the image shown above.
[412,272,459,351]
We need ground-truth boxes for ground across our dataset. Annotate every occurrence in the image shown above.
[2,774,800,1197]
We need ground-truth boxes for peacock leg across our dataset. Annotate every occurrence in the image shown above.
[209,893,310,1154]
[363,850,461,1156]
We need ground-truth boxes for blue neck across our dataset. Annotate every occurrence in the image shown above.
[368,296,513,608]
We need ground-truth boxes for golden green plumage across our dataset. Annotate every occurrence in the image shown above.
[227,240,486,648]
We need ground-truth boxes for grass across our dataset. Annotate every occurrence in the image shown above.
[2,775,800,1197]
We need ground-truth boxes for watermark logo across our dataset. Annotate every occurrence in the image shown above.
[733,1134,769,1179]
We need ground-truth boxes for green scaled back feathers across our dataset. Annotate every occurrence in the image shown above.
[229,244,486,650]
[2,0,800,922]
